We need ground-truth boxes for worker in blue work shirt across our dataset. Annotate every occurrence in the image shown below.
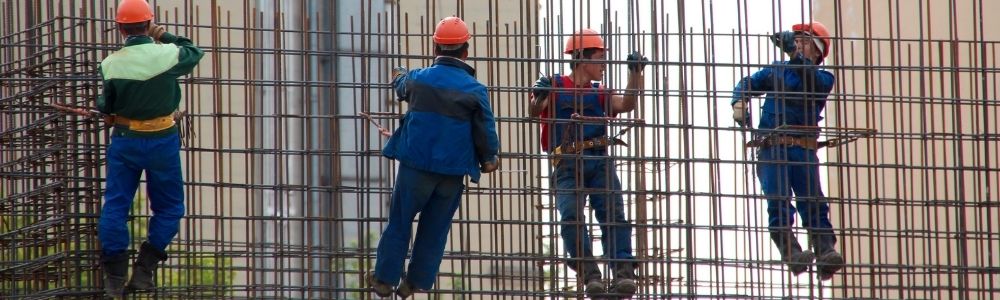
[529,29,648,297]
[368,16,500,298]
[93,0,204,298]
[731,21,844,280]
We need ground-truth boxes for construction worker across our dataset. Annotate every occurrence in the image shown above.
[95,0,203,298]
[730,21,844,280]
[368,16,500,298]
[529,28,647,297]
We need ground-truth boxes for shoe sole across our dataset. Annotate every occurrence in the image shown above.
[396,281,415,298]
[610,281,638,296]
[585,282,607,296]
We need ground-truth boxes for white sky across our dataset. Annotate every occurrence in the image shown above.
[538,1,832,297]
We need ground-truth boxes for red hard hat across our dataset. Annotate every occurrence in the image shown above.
[792,21,831,62]
[116,0,154,24]
[564,28,605,54]
[433,16,471,45]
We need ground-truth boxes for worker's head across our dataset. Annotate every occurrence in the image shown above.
[791,21,831,64]
[433,16,471,59]
[115,0,154,37]
[565,29,607,81]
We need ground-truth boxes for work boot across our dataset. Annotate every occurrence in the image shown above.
[809,231,844,280]
[609,263,638,297]
[126,241,168,291]
[366,271,393,298]
[101,252,129,299]
[572,261,605,296]
[815,250,845,280]
[771,230,815,276]
[395,279,417,298]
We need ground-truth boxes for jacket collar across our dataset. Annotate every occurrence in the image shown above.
[124,35,154,47]
[434,56,476,77]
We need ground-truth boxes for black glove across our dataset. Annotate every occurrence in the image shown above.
[770,31,797,54]
[626,50,649,73]
[531,76,552,100]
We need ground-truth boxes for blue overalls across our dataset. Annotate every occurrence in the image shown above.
[375,57,500,290]
[732,58,837,254]
[546,74,635,271]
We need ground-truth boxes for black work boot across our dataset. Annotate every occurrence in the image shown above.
[609,263,638,297]
[770,230,815,276]
[101,252,129,299]
[571,261,605,296]
[810,232,844,281]
[126,241,168,291]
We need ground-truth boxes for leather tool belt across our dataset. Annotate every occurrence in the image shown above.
[551,136,627,167]
[113,115,176,132]
[746,135,818,150]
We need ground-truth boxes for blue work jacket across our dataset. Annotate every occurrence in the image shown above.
[384,56,500,183]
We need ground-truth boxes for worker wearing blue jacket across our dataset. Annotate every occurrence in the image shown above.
[368,16,500,298]
[731,21,844,280]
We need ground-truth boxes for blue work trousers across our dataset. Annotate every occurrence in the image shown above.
[374,163,465,290]
[756,145,836,251]
[552,149,635,269]
[98,132,185,256]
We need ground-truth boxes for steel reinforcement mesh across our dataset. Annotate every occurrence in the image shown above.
[2,0,998,299]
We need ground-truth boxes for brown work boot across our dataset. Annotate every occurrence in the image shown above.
[815,250,845,280]
[771,230,814,275]
[395,279,418,298]
[609,263,638,297]
[366,271,393,298]
[809,231,844,280]
[574,262,605,296]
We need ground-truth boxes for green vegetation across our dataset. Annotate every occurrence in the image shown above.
[0,193,234,298]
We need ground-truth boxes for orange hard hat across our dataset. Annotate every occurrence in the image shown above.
[433,16,471,45]
[563,28,605,54]
[116,0,154,23]
[792,21,831,62]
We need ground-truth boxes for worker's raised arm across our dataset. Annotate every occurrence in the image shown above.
[154,26,204,77]
[390,67,411,101]
[610,51,648,115]
[528,76,552,117]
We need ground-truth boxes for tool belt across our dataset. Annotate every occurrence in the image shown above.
[746,135,818,150]
[551,136,626,167]
[113,115,176,132]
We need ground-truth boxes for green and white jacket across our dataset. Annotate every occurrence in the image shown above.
[97,33,204,137]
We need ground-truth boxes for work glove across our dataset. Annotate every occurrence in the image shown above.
[147,24,167,42]
[626,50,649,73]
[391,66,408,81]
[770,31,797,55]
[480,160,499,173]
[732,100,750,127]
[531,76,552,100]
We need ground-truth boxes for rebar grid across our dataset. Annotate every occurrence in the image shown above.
[2,0,998,299]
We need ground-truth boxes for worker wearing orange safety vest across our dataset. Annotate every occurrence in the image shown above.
[731,21,844,280]
[529,29,647,297]
[369,16,500,298]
